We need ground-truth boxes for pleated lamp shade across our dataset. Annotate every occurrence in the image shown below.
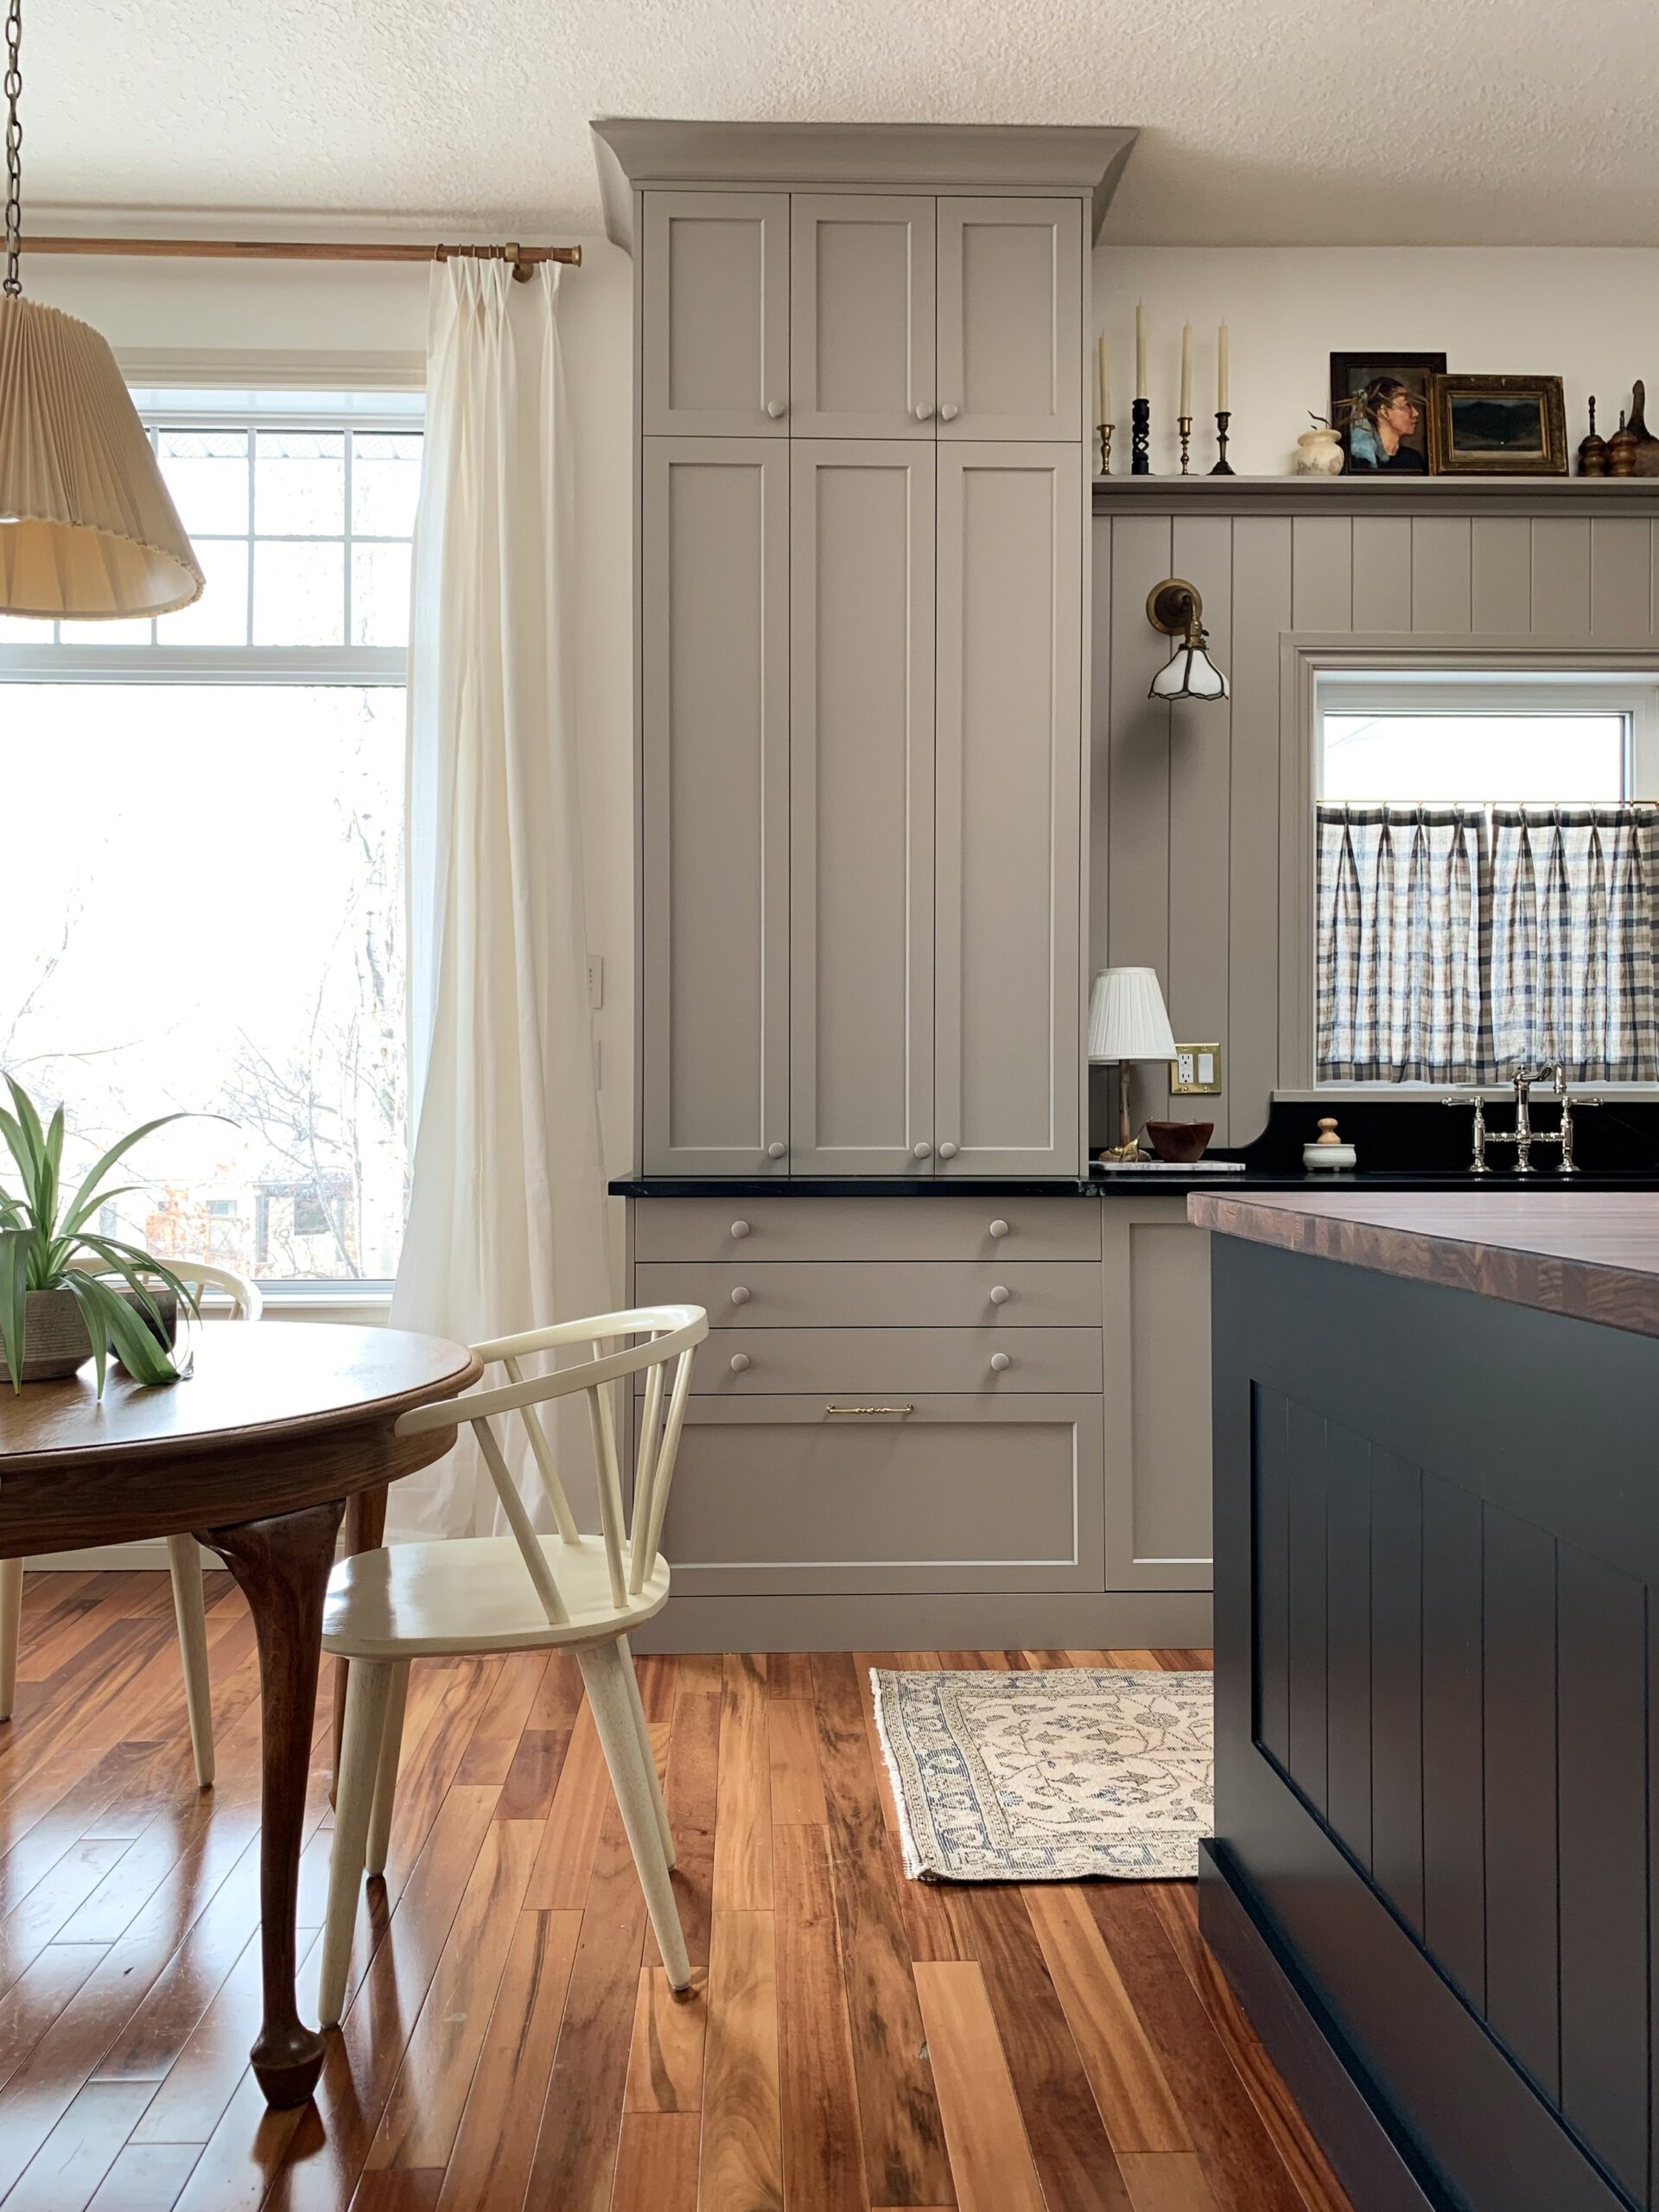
[0,295,203,619]
[1088,966,1177,1063]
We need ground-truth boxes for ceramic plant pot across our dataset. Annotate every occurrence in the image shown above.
[1295,426,1345,476]
[0,1284,180,1384]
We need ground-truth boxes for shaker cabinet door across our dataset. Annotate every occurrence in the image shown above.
[790,195,937,437]
[934,444,1084,1175]
[642,191,790,435]
[641,440,790,1173]
[936,197,1084,441]
[789,442,936,1174]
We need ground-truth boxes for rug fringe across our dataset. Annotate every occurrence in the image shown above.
[868,1667,926,1882]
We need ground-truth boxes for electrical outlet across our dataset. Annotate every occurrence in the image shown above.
[1171,1042,1222,1095]
[587,956,604,1012]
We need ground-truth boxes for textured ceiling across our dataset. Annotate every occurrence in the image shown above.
[23,0,1659,245]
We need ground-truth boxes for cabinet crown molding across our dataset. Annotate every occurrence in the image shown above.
[589,117,1138,251]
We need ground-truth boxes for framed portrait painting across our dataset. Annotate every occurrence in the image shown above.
[1427,375,1567,475]
[1330,352,1446,474]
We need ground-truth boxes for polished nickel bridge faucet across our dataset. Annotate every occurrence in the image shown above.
[1443,1064,1601,1174]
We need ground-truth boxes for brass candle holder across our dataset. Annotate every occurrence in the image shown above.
[1178,415,1193,475]
[1211,409,1235,475]
[1097,422,1114,476]
[1131,397,1150,475]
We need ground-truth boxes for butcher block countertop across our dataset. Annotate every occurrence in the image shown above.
[1187,1187,1659,1341]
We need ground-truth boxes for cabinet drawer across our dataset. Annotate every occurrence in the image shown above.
[632,1195,1100,1263]
[636,1260,1102,1329]
[693,1325,1101,1395]
[659,1393,1104,1595]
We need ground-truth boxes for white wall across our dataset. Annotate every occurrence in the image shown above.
[28,241,639,1187]
[1092,245,1659,479]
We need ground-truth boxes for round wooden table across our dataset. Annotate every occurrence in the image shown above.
[0,1322,481,2108]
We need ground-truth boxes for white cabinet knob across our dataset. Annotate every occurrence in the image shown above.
[988,1218,1009,1239]
[913,401,936,421]
[989,1285,1010,1306]
[730,1219,752,1240]
[730,1286,751,1306]
[989,1351,1011,1373]
[938,1141,958,1159]
[912,1141,932,1159]
[766,1141,786,1160]
[939,402,961,422]
[729,1352,751,1373]
[765,399,787,419]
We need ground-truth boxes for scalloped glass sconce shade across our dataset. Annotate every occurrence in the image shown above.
[1149,636,1229,702]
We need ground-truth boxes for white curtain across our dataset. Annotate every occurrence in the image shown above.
[388,259,611,1538]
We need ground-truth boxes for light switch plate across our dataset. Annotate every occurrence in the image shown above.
[1171,1042,1222,1095]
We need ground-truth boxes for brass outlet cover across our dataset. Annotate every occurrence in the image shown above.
[1171,1043,1222,1096]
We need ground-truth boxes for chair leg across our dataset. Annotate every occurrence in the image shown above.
[165,1535,215,1789]
[318,1658,395,2029]
[579,1641,691,1990]
[364,1659,409,1878]
[616,1636,675,1871]
[0,1559,22,1724]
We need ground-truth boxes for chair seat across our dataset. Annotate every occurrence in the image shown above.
[322,1534,671,1659]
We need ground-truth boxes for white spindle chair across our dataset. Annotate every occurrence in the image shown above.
[0,1258,263,1789]
[317,1302,708,2026]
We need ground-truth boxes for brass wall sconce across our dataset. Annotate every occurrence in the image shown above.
[1146,578,1229,702]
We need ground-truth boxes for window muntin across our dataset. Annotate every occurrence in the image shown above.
[0,393,420,1286]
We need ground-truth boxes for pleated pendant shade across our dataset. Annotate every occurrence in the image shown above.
[0,293,203,618]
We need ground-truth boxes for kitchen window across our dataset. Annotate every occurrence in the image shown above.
[0,388,422,1287]
[1314,672,1659,1085]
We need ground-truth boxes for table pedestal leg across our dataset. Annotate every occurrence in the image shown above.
[200,1497,345,2108]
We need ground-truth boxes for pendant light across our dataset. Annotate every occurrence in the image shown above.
[0,0,202,618]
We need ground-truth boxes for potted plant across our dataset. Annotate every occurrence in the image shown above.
[0,1076,202,1395]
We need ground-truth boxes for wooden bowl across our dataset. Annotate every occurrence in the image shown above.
[1145,1120,1213,1165]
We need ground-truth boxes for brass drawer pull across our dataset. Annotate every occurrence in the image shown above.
[824,1403,914,1417]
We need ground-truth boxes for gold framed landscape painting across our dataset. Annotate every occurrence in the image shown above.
[1427,374,1567,474]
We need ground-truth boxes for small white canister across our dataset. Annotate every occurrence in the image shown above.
[1295,423,1345,476]
[1303,1116,1357,1170]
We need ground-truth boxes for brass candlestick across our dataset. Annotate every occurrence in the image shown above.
[1097,423,1114,476]
[1178,415,1193,475]
[1211,409,1235,475]
[1131,397,1150,474]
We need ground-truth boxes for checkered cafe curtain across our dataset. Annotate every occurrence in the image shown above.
[1317,807,1486,1082]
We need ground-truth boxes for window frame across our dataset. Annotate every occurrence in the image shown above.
[0,385,422,1299]
[1279,644,1659,1099]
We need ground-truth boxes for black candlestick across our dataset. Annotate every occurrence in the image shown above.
[1210,410,1235,476]
[1131,397,1150,475]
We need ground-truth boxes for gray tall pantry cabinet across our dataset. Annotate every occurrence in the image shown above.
[593,120,1209,1650]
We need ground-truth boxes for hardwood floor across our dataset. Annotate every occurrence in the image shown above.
[0,1572,1352,2212]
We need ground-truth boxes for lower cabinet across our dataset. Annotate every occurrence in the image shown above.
[1101,1203,1215,1593]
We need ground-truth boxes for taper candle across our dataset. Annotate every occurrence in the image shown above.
[1217,323,1230,410]
[1097,335,1110,426]
[1135,303,1147,400]
[1179,323,1192,416]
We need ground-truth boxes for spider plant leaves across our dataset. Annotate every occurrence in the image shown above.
[0,1232,26,1395]
[69,1274,177,1389]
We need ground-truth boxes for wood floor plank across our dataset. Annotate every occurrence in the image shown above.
[524,1694,609,1912]
[83,2138,202,2211]
[0,1944,111,2095]
[913,1960,1043,2212]
[1117,2152,1224,2212]
[364,1818,542,2173]
[674,1655,726,1700]
[450,1656,548,1789]
[764,1652,815,1700]
[714,1655,772,1910]
[434,1910,582,2212]
[1025,1885,1191,2154]
[646,1688,720,1974]
[853,1656,902,1839]
[810,1652,955,2208]
[699,1910,782,2212]
[1144,1884,1261,2056]
[766,1700,828,1827]
[1217,2027,1354,2212]
[493,1726,571,1826]
[624,1964,707,2113]
[949,1884,1133,2212]
[613,2109,700,2212]
[774,1823,867,2212]
[0,2075,157,2212]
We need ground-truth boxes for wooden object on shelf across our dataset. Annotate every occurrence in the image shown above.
[1578,394,1610,475]
[1628,378,1659,476]
[1609,406,1638,474]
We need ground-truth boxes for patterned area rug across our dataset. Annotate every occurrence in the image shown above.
[871,1667,1213,1881]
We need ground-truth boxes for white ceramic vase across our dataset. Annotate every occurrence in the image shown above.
[1295,427,1345,476]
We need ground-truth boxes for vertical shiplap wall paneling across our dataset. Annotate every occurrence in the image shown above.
[1289,516,1353,633]
[1409,518,1473,632]
[1530,518,1592,635]
[1088,518,1115,1146]
[1228,518,1292,1141]
[1589,518,1653,639]
[1471,519,1532,634]
[1351,517,1413,632]
[1166,515,1234,1136]
[1107,513,1175,1138]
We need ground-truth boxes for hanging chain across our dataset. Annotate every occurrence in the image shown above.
[3,0,21,296]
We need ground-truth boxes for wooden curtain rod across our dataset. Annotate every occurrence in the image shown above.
[20,237,580,278]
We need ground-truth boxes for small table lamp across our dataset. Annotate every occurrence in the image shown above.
[1089,967,1177,1158]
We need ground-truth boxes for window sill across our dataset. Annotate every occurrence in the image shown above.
[250,1287,393,1321]
[1279,1084,1659,1103]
